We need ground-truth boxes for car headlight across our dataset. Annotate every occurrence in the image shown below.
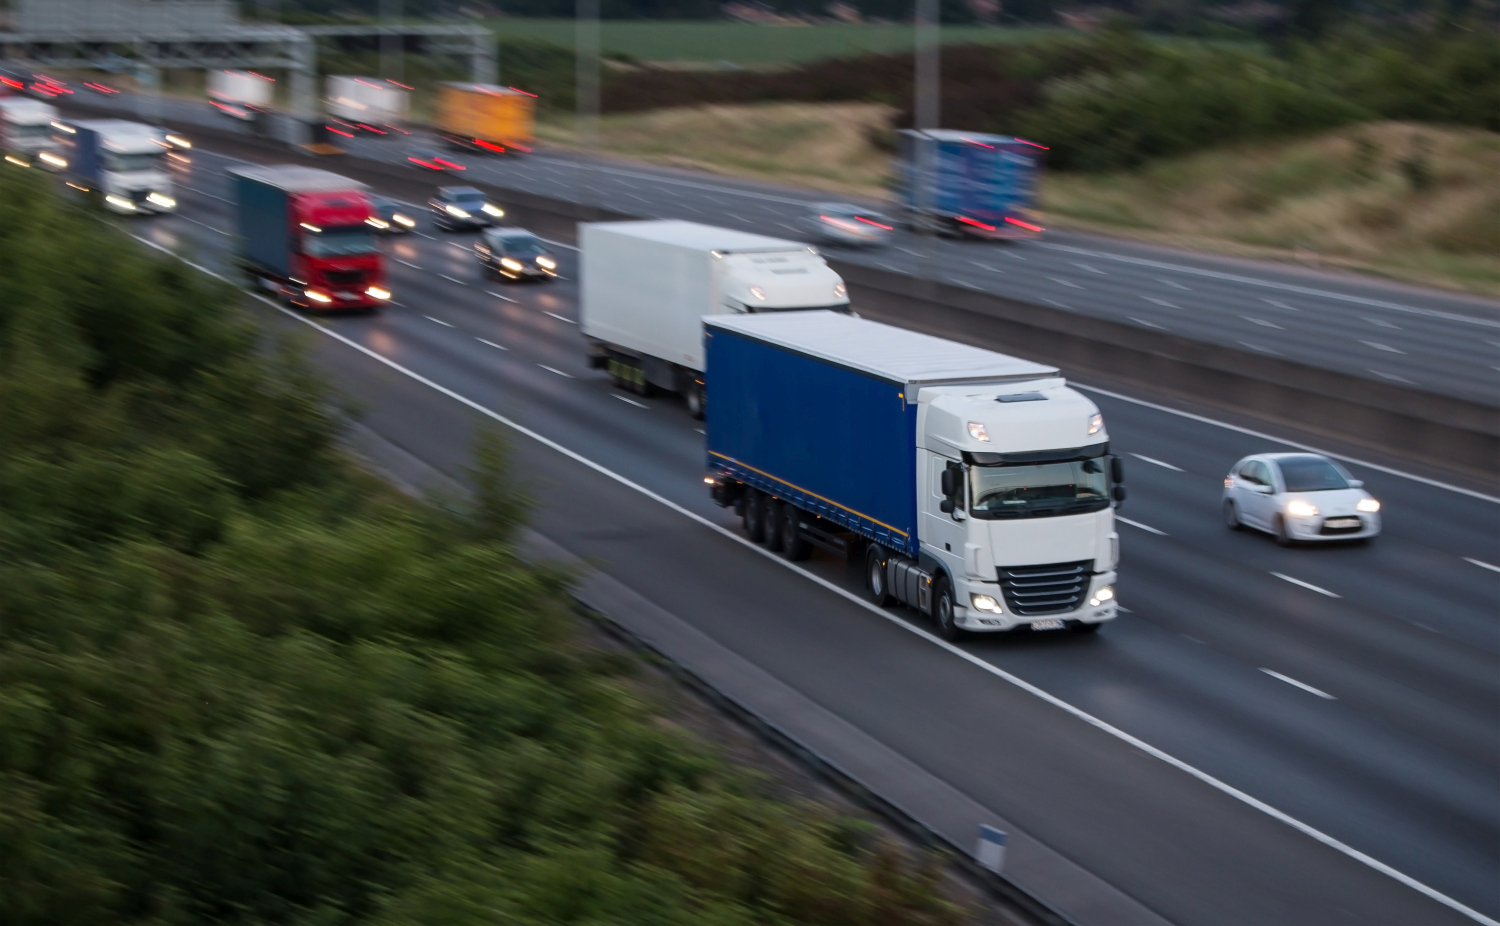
[536,256,557,269]
[833,282,847,299]
[393,213,415,227]
[304,289,333,304]
[970,594,1003,614]
[165,134,191,149]
[1356,498,1380,513]
[1088,585,1115,607]
[1088,413,1103,435]
[365,285,391,300]
[1286,499,1319,518]
[366,216,390,229]
[481,203,504,217]
[445,204,471,218]
[748,284,766,301]
[146,192,175,209]
[500,257,523,271]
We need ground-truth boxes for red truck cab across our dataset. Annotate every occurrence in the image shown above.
[229,165,391,310]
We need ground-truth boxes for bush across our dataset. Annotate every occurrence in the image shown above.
[0,169,967,925]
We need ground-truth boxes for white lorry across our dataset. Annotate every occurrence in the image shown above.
[580,220,850,417]
[52,119,175,214]
[325,75,408,133]
[208,69,273,121]
[0,98,61,168]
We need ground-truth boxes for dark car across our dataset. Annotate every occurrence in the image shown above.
[477,227,557,282]
[408,149,466,172]
[368,195,416,234]
[429,185,503,231]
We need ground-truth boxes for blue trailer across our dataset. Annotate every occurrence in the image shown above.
[894,129,1045,239]
[703,311,1122,639]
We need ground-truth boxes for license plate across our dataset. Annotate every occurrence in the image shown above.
[1325,518,1359,528]
[1030,618,1066,631]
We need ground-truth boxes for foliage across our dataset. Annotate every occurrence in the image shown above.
[0,169,966,926]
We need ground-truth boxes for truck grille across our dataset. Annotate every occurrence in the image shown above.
[323,269,367,287]
[998,560,1093,616]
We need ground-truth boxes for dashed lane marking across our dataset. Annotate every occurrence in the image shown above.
[423,315,453,327]
[476,337,508,351]
[612,394,648,408]
[1129,453,1183,472]
[537,364,573,378]
[1272,573,1340,598]
[544,311,577,324]
[1117,516,1166,535]
[1260,669,1336,700]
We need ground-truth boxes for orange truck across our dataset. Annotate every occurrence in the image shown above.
[433,82,535,154]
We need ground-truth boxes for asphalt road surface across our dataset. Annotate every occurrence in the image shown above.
[71,89,1500,407]
[90,141,1500,925]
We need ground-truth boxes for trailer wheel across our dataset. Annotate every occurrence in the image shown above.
[782,504,811,561]
[865,546,894,607]
[764,498,786,552]
[932,577,961,641]
[744,491,768,544]
[684,379,705,420]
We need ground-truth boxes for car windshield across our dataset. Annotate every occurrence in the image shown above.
[304,225,378,257]
[499,235,545,256]
[102,151,163,172]
[444,188,483,203]
[1278,456,1349,492]
[969,459,1109,519]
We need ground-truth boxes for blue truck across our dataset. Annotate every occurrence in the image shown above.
[894,128,1045,239]
[704,311,1122,639]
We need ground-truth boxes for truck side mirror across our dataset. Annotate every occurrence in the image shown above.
[1110,455,1124,484]
[940,468,957,498]
[1112,485,1127,504]
[939,499,954,514]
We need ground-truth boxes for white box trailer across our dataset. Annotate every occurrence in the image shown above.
[579,219,849,416]
[207,69,273,121]
[325,75,409,133]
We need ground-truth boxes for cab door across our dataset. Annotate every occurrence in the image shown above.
[919,452,968,580]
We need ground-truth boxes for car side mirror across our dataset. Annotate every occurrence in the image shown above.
[1112,485,1127,504]
[939,499,954,514]
[940,468,957,498]
[1254,484,1274,494]
[1110,455,1124,484]
[1349,479,1364,488]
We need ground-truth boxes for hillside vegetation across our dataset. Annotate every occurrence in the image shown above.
[0,168,969,925]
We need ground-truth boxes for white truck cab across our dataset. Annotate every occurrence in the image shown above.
[56,119,176,214]
[918,379,1119,632]
[0,98,61,167]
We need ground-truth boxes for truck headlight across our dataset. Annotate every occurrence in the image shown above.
[365,285,391,300]
[970,594,1003,614]
[500,257,523,271]
[304,289,333,304]
[366,216,390,229]
[104,194,135,211]
[1088,413,1103,435]
[1356,498,1380,513]
[536,256,556,270]
[1286,499,1319,518]
[481,203,504,217]
[146,192,175,209]
[748,284,766,301]
[165,134,191,149]
[4,154,28,168]
[1088,585,1115,607]
[393,213,415,227]
[445,204,471,218]
[833,283,847,299]
[38,152,66,168]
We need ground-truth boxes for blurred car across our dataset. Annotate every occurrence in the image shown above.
[429,185,502,231]
[408,149,466,172]
[1223,453,1381,545]
[477,227,557,281]
[367,195,416,234]
[801,202,894,248]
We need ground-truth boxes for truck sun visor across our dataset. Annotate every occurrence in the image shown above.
[996,392,1047,403]
[963,443,1109,466]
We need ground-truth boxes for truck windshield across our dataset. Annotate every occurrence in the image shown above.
[969,459,1109,519]
[304,226,378,257]
[102,151,164,172]
[15,123,51,139]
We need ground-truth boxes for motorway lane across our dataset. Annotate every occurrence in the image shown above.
[72,90,1500,406]
[132,147,1500,922]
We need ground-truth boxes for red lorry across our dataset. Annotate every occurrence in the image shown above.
[228,164,390,310]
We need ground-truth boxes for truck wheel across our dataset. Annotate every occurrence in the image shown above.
[685,380,705,420]
[764,499,785,552]
[932,577,961,641]
[782,504,811,561]
[865,546,894,607]
[744,491,768,544]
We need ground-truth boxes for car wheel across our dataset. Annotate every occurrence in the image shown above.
[865,546,893,607]
[1223,500,1243,531]
[932,577,960,641]
[743,491,767,544]
[1273,515,1294,547]
[764,498,785,552]
[781,504,811,561]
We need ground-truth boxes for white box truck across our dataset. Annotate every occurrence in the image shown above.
[208,69,273,121]
[52,119,175,214]
[580,220,850,417]
[326,76,408,134]
[0,98,61,168]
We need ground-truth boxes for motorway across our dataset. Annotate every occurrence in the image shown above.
[77,89,1500,407]
[94,140,1500,924]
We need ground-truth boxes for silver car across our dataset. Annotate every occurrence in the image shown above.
[801,202,894,248]
[1222,453,1381,545]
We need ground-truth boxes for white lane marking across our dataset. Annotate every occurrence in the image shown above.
[1243,317,1284,329]
[416,232,436,240]
[1072,262,1106,274]
[175,214,230,235]
[1048,276,1084,289]
[1129,316,1165,329]
[476,337,508,351]
[1260,668,1337,700]
[537,364,573,378]
[1040,242,1500,330]
[1238,341,1282,355]
[1000,249,1027,260]
[135,231,1500,926]
[1272,572,1341,598]
[181,185,232,203]
[447,242,471,254]
[1361,340,1405,354]
[1364,317,1402,329]
[1463,557,1500,574]
[1369,369,1415,384]
[1263,298,1300,312]
[1143,296,1178,309]
[485,290,518,302]
[1043,298,1072,309]
[1159,278,1190,290]
[693,427,706,434]
[439,274,468,285]
[424,315,453,327]
[1075,383,1500,504]
[544,311,577,324]
[1117,516,1166,535]
[396,258,422,269]
[1130,453,1183,472]
[970,261,1005,273]
[612,394,648,408]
